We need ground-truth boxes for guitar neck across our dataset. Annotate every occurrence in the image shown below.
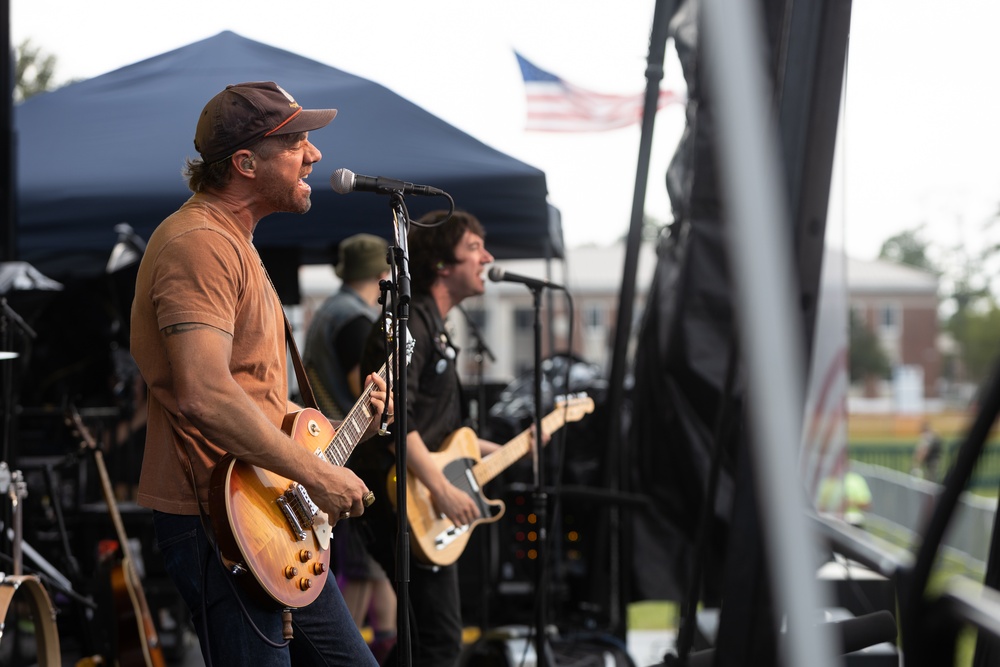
[92,446,158,616]
[323,355,391,466]
[92,448,137,565]
[474,409,569,486]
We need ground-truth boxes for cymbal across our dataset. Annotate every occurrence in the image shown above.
[0,351,18,360]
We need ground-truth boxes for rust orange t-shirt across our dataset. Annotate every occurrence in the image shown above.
[131,192,287,515]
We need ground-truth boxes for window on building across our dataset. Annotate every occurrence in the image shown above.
[463,306,488,331]
[514,308,534,330]
[877,302,899,334]
[513,307,535,375]
[850,303,866,326]
[583,303,605,332]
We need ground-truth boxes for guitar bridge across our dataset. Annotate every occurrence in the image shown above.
[276,483,320,542]
[434,523,470,549]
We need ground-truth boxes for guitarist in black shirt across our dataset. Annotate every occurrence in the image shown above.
[355,210,501,667]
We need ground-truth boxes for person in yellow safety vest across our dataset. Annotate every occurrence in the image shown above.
[818,470,873,528]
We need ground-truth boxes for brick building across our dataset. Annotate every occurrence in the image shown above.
[846,256,940,399]
[296,246,940,402]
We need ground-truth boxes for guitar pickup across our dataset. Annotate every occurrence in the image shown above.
[276,483,320,542]
[276,496,308,542]
[464,468,480,493]
[434,523,470,549]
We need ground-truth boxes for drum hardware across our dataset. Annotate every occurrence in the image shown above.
[0,461,61,666]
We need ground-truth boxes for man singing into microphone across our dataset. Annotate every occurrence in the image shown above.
[352,209,502,666]
[130,81,389,666]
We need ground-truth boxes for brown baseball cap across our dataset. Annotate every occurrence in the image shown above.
[194,81,338,163]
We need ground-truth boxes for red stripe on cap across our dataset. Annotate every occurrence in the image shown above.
[265,107,302,136]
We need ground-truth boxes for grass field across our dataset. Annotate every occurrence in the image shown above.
[627,600,678,631]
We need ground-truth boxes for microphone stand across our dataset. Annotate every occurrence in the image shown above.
[1,297,35,465]
[457,305,495,435]
[458,305,496,632]
[385,191,413,667]
[528,286,555,667]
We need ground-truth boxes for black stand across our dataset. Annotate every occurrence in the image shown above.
[0,297,35,465]
[598,0,680,639]
[383,191,413,667]
[673,336,741,663]
[976,389,1000,667]
[0,298,34,566]
[458,305,495,435]
[527,286,555,667]
[351,175,454,667]
[458,305,496,632]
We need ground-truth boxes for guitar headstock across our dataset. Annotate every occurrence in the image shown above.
[65,404,99,452]
[10,469,25,504]
[553,393,595,423]
[382,315,415,367]
[0,462,26,503]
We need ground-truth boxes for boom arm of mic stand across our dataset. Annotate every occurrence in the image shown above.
[459,305,495,363]
[0,297,37,340]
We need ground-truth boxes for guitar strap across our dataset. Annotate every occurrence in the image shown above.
[177,310,319,518]
[283,313,319,411]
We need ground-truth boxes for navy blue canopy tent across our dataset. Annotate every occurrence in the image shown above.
[14,31,561,295]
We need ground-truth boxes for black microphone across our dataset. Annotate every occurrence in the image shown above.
[331,168,445,196]
[488,266,565,291]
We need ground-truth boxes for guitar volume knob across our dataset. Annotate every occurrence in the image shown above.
[311,562,327,575]
[298,550,313,563]
[283,566,298,579]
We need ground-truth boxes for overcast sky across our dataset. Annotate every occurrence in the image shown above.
[12,0,1000,261]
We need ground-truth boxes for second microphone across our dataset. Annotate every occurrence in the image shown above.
[488,266,565,291]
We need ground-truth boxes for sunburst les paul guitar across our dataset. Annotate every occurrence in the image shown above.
[388,393,594,567]
[208,355,394,609]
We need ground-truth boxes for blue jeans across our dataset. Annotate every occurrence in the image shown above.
[153,512,377,667]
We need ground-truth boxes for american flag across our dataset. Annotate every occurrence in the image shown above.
[516,51,684,132]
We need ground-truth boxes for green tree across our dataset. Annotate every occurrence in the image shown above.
[940,241,994,383]
[946,300,1000,384]
[848,310,890,383]
[15,39,58,103]
[878,227,938,273]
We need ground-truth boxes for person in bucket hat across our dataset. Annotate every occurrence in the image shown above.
[303,233,397,662]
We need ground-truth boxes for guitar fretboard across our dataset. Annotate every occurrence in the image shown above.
[323,356,392,466]
[473,400,591,485]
